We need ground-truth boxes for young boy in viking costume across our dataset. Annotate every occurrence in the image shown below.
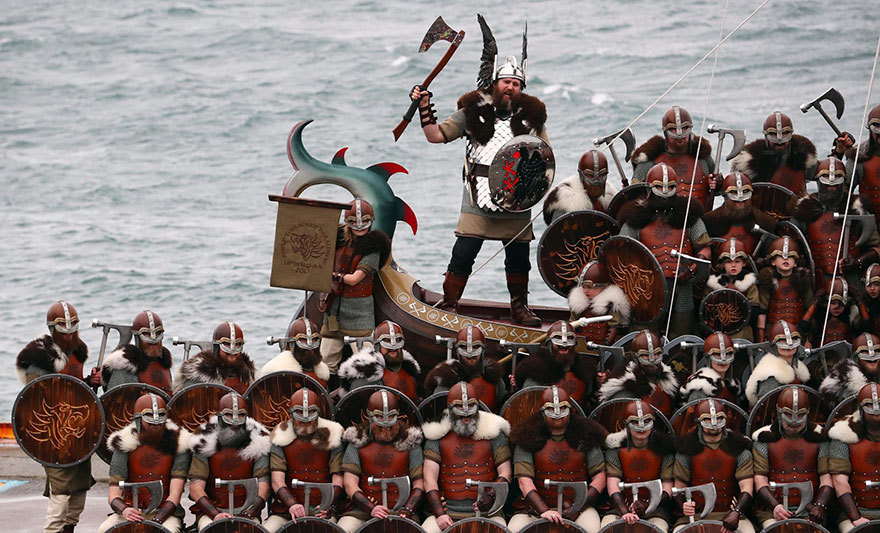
[567,260,631,345]
[745,320,810,407]
[174,321,257,394]
[100,309,173,394]
[704,237,758,340]
[756,236,813,343]
[800,278,861,347]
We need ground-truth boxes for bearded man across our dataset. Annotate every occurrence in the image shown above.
[844,104,880,215]
[702,172,779,256]
[261,317,331,388]
[174,321,257,395]
[598,330,679,417]
[338,320,421,401]
[513,320,594,405]
[820,333,880,406]
[543,149,617,222]
[100,310,173,394]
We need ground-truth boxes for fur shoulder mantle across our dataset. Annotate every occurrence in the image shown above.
[342,423,423,451]
[631,134,712,166]
[423,358,503,392]
[173,349,257,393]
[423,411,510,442]
[16,334,88,383]
[510,411,606,453]
[102,345,173,385]
[106,419,189,456]
[269,417,343,450]
[598,361,679,403]
[338,347,421,393]
[457,89,547,145]
[745,353,810,405]
[189,415,270,461]
[752,421,824,443]
[260,350,330,381]
[731,135,818,181]
[675,428,750,456]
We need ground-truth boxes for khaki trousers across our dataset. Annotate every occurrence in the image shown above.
[44,489,87,533]
[508,507,600,533]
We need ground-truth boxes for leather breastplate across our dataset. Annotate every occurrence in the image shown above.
[821,315,851,344]
[771,165,806,196]
[618,446,664,505]
[645,385,674,418]
[439,432,496,500]
[640,219,690,279]
[125,444,174,509]
[849,438,880,509]
[808,212,858,276]
[224,377,249,395]
[768,277,804,325]
[860,155,880,215]
[766,437,819,508]
[534,439,588,507]
[358,441,410,504]
[138,360,173,396]
[576,310,610,344]
[558,371,587,405]
[59,355,84,380]
[654,152,710,210]
[382,368,417,401]
[205,448,255,512]
[469,375,498,412]
[690,445,738,513]
[335,245,372,298]
[269,437,332,513]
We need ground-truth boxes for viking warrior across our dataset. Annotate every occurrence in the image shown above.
[567,260,631,344]
[801,277,861,347]
[15,301,96,533]
[513,320,594,405]
[263,389,345,532]
[631,106,718,210]
[679,332,741,404]
[412,15,548,326]
[319,198,392,374]
[843,104,880,215]
[339,390,424,532]
[507,386,605,532]
[703,172,779,256]
[598,330,679,417]
[261,317,330,388]
[858,263,880,334]
[174,321,257,394]
[187,391,271,529]
[745,320,811,406]
[673,398,755,533]
[788,156,880,288]
[99,393,190,533]
[752,387,833,528]
[338,320,421,401]
[602,400,674,531]
[730,110,818,196]
[422,382,512,533]
[424,325,507,411]
[705,237,758,340]
[618,163,711,337]
[543,149,617,222]
[819,333,880,407]
[827,382,880,531]
[756,236,813,341]
[100,310,173,394]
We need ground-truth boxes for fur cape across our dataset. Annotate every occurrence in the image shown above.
[702,201,778,239]
[337,226,393,271]
[827,411,875,444]
[631,134,713,168]
[423,411,510,442]
[338,346,421,393]
[101,344,173,386]
[845,139,880,163]
[744,353,811,405]
[707,271,756,293]
[751,421,824,443]
[260,350,330,381]
[189,415,270,461]
[510,410,606,452]
[598,360,679,403]
[457,89,547,146]
[513,347,593,390]
[423,357,503,392]
[605,422,675,452]
[757,265,813,298]
[106,419,190,456]
[269,417,343,450]
[730,135,818,182]
[567,284,632,326]
[342,422,423,451]
[616,194,704,230]
[675,427,751,457]
[789,193,867,224]
[679,366,741,401]
[819,358,870,406]
[172,349,257,393]
[16,334,88,384]
[542,174,618,224]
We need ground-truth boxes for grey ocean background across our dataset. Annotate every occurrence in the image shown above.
[2,0,878,419]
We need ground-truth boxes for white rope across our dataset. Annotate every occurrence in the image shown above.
[820,33,880,347]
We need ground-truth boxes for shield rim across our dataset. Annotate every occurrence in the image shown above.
[488,134,555,213]
[500,386,587,426]
[355,515,427,533]
[537,209,620,297]
[518,517,588,532]
[275,516,347,533]
[243,370,335,426]
[760,518,832,533]
[699,289,752,334]
[673,520,727,533]
[599,235,668,324]
[418,391,491,422]
[441,517,513,533]
[97,383,171,465]
[166,382,236,431]
[199,516,270,533]
[607,183,651,220]
[335,384,424,429]
[825,394,858,430]
[745,384,822,436]
[670,397,748,435]
[12,372,105,468]
[104,520,172,533]
[588,397,674,436]
[597,518,667,533]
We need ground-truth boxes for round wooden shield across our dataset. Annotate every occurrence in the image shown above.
[335,385,423,429]
[500,386,586,431]
[848,520,880,533]
[589,398,673,436]
[761,518,832,533]
[597,519,666,533]
[418,392,490,423]
[699,289,751,335]
[12,373,105,468]
[167,383,234,432]
[442,517,512,533]
[599,237,667,324]
[488,134,555,213]
[825,394,858,430]
[200,517,269,533]
[670,398,747,436]
[778,221,815,278]
[276,516,347,533]
[745,385,824,436]
[608,183,651,220]
[105,521,171,533]
[244,371,334,431]
[98,383,170,464]
[752,182,795,221]
[673,521,726,533]
[663,335,705,388]
[355,516,426,533]
[537,210,619,297]
[518,518,587,533]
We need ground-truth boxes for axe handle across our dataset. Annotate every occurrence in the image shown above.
[814,103,842,136]
[714,136,725,175]
[607,144,629,187]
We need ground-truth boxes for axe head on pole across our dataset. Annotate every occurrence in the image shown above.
[367,475,411,511]
[291,479,335,514]
[707,124,747,161]
[801,87,845,119]
[215,477,258,516]
[119,480,163,516]
[769,480,813,517]
[420,16,458,52]
[467,478,509,517]
[593,128,637,162]
[620,479,663,515]
[834,213,876,247]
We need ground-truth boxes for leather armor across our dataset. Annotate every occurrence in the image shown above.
[718,225,758,257]
[860,155,880,215]
[557,371,587,405]
[640,219,691,279]
[654,152,711,210]
[438,432,496,500]
[334,245,372,299]
[382,368,417,401]
[849,439,880,509]
[766,438,819,508]
[807,212,858,277]
[270,437,332,513]
[619,446,664,506]
[645,386,674,418]
[139,360,173,396]
[690,446,738,513]
[534,439,588,508]
[202,449,255,513]
[469,376,498,412]
[768,278,804,325]
[771,166,807,196]
[358,441,409,504]
[124,444,174,509]
[576,311,610,345]
[60,355,84,380]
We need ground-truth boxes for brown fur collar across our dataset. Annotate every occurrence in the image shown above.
[675,428,750,457]
[101,344,173,386]
[457,89,547,145]
[753,421,825,444]
[16,334,88,382]
[337,226,392,270]
[173,349,257,393]
[509,411,607,453]
[269,417,343,450]
[513,348,593,388]
[423,358,503,391]
[631,135,712,167]
[107,420,185,456]
[605,425,675,453]
[598,360,679,402]
[734,135,817,181]
[703,202,778,237]
[342,421,423,451]
[845,139,880,162]
[189,415,270,461]
[789,193,866,223]
[617,194,704,230]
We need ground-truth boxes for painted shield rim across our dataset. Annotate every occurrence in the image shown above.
[760,518,832,533]
[518,517,588,532]
[500,386,587,428]
[673,520,726,533]
[441,517,513,533]
[418,391,491,422]
[199,516,270,533]
[275,516,347,533]
[751,182,795,219]
[355,516,427,533]
[699,289,751,334]
[607,183,651,220]
[597,518,667,533]
[98,382,171,464]
[825,393,858,431]
[488,134,555,213]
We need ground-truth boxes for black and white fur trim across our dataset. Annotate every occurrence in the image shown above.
[189,415,270,461]
[101,344,173,386]
[106,419,190,455]
[260,350,331,381]
[751,422,824,442]
[706,272,756,293]
[422,411,510,441]
[567,284,631,326]
[745,353,811,405]
[341,423,423,451]
[827,413,861,444]
[598,360,679,403]
[172,349,258,393]
[15,334,88,384]
[337,347,421,393]
[679,366,740,399]
[819,358,868,405]
[542,174,618,224]
[269,417,343,450]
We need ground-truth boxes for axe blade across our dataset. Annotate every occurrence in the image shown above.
[594,128,637,162]
[291,479,334,514]
[119,480,163,516]
[215,477,258,516]
[770,481,813,517]
[620,479,663,515]
[420,16,457,52]
[467,478,509,517]
[695,483,717,519]
[544,479,588,514]
[841,214,876,247]
[368,475,411,511]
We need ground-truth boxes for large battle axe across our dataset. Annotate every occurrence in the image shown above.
[833,212,876,259]
[593,129,637,188]
[171,336,213,361]
[466,478,509,517]
[544,479,589,515]
[118,480,163,516]
[672,483,717,523]
[215,477,259,516]
[619,479,664,516]
[707,124,746,174]
[768,480,813,517]
[92,319,134,370]
[367,475,411,510]
[801,87,846,136]
[290,478,335,515]
[393,17,466,141]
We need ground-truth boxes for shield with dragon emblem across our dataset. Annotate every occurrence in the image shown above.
[538,210,619,297]
[105,521,172,532]
[276,517,347,533]
[599,236,667,324]
[589,398,673,436]
[699,289,751,335]
[97,383,170,464]
[746,385,824,436]
[670,398,747,436]
[500,386,586,432]
[673,521,726,533]
[244,371,334,431]
[777,221,815,280]
[12,373,105,468]
[167,383,234,432]
[335,385,422,429]
[487,135,555,212]
[752,182,795,221]
[761,518,832,533]
[200,517,269,533]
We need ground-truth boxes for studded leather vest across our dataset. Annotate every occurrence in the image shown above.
[558,371,587,406]
[807,212,858,277]
[771,165,807,196]
[269,437,332,513]
[334,245,372,299]
[124,444,174,509]
[690,445,738,514]
[59,354,84,380]
[821,315,851,344]
[654,152,711,210]
[203,449,255,513]
[645,385,674,418]
[766,437,819,508]
[439,432,496,500]
[719,224,758,257]
[640,219,691,279]
[860,155,880,215]
[358,441,410,505]
[382,368,417,401]
[469,375,498,412]
[618,446,664,507]
[768,277,804,325]
[138,360,173,396]
[534,439,588,508]
[849,438,880,509]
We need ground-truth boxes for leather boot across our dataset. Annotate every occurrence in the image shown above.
[507,272,541,327]
[61,526,75,533]
[438,271,468,312]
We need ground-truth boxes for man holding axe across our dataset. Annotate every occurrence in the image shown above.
[842,104,880,217]
[98,309,174,395]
